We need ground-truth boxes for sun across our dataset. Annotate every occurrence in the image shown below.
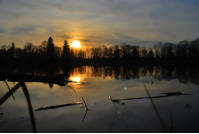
[71,40,81,48]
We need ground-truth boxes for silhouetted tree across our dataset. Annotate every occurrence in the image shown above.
[176,41,188,61]
[62,40,71,60]
[189,39,199,61]
[113,45,120,59]
[147,48,154,60]
[166,43,175,61]
[24,43,35,53]
[7,42,16,60]
[77,50,86,59]
[47,37,55,60]
[141,48,147,58]
[130,46,139,60]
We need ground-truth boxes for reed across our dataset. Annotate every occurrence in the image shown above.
[144,84,167,132]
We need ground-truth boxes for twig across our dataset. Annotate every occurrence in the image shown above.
[81,97,88,111]
[170,112,174,132]
[4,81,15,100]
[0,82,21,105]
[66,85,79,98]
[81,97,89,122]
[108,96,130,131]
[21,82,37,133]
[82,109,88,122]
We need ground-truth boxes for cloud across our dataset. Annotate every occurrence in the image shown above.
[10,24,38,34]
[106,33,157,47]
[0,0,199,47]
[81,39,91,42]
[57,34,73,39]
[0,27,6,34]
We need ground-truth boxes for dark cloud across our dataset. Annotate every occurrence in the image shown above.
[10,24,37,34]
[111,33,157,47]
[114,33,139,41]
[0,27,6,33]
[48,28,55,34]
[81,39,91,42]
[57,34,73,39]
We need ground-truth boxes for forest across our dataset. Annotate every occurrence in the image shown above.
[0,37,199,68]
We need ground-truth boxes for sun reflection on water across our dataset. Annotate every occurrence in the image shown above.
[69,76,84,88]
[70,76,81,83]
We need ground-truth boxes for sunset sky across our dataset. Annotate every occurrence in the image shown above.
[0,0,199,47]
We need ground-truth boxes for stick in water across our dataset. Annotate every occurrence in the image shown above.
[144,84,167,132]
[81,97,88,111]
[4,81,15,100]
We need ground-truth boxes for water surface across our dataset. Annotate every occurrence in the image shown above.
[0,66,199,132]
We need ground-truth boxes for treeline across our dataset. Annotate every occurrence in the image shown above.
[88,39,199,65]
[0,37,199,67]
[0,37,72,67]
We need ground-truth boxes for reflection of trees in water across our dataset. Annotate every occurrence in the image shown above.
[70,65,199,85]
[0,64,199,86]
[0,65,73,87]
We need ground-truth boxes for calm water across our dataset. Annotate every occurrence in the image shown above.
[0,66,199,132]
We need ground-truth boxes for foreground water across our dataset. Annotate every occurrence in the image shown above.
[0,66,199,132]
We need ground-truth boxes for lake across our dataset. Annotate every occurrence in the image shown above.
[0,65,199,132]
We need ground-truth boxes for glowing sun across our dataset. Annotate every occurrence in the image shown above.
[71,40,81,48]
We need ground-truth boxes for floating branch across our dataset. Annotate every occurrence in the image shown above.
[109,91,191,104]
[161,91,191,96]
[35,102,82,111]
